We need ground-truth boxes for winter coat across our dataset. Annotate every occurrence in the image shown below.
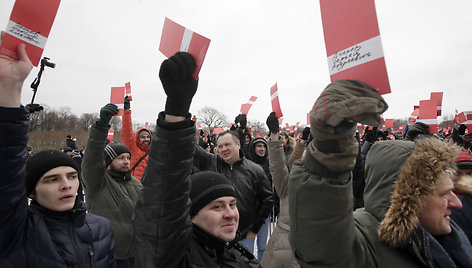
[451,176,472,243]
[260,139,300,268]
[0,107,115,268]
[121,110,151,181]
[289,138,472,268]
[133,113,260,267]
[82,123,142,260]
[194,144,273,237]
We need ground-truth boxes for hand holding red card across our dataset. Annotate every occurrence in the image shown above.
[0,0,61,66]
[159,17,210,80]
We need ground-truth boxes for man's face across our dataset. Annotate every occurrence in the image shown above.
[139,132,151,146]
[108,153,131,173]
[217,134,240,165]
[31,166,79,211]
[245,135,251,145]
[418,172,463,236]
[455,168,472,182]
[192,196,239,242]
[254,142,266,157]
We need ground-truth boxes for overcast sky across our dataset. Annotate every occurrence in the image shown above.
[1,0,471,127]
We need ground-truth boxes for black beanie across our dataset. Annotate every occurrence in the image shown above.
[190,171,236,217]
[104,143,131,167]
[26,150,80,196]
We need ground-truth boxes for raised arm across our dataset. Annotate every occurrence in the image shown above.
[120,97,137,151]
[0,34,33,253]
[134,52,198,267]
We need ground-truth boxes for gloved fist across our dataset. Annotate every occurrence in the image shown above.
[124,96,130,111]
[309,80,388,171]
[97,103,118,127]
[301,127,310,141]
[159,52,198,116]
[266,112,279,133]
[239,114,247,129]
[234,114,240,125]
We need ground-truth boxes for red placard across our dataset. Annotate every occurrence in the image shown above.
[384,119,394,129]
[196,122,202,130]
[417,100,438,133]
[107,129,115,144]
[125,82,132,101]
[430,92,443,116]
[159,17,211,79]
[270,83,283,118]
[240,96,258,115]
[0,0,61,66]
[110,87,125,117]
[144,122,149,129]
[213,127,224,135]
[320,0,390,94]
[307,112,310,125]
[408,108,420,125]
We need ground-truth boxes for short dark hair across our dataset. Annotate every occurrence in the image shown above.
[217,130,239,144]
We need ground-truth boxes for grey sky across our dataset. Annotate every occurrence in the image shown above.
[1,0,471,127]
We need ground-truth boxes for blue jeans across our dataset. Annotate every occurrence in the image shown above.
[239,217,270,261]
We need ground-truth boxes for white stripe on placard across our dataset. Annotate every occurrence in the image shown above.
[271,91,279,100]
[416,119,438,125]
[327,35,384,75]
[6,20,48,49]
[463,120,472,125]
[116,104,124,109]
[248,101,255,105]
[180,29,193,52]
[437,106,442,110]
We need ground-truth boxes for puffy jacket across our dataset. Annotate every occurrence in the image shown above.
[289,139,472,268]
[82,122,142,260]
[261,138,300,268]
[194,144,273,237]
[134,113,260,267]
[121,110,151,181]
[0,107,115,268]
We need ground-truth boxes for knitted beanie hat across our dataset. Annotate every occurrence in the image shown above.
[456,152,472,169]
[104,143,131,167]
[190,171,236,217]
[26,150,79,196]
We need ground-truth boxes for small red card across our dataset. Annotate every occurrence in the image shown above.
[159,17,211,80]
[0,0,61,66]
[110,87,125,117]
[107,129,115,144]
[320,0,390,94]
[270,83,283,118]
[125,82,132,101]
[240,96,257,115]
[430,92,443,116]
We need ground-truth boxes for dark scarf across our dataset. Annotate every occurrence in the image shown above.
[106,169,132,183]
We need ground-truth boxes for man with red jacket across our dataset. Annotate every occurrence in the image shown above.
[120,97,151,181]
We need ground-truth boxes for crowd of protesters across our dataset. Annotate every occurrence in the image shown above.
[2,33,472,268]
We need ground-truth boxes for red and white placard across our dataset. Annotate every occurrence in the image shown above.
[417,100,438,133]
[270,83,283,118]
[408,108,420,125]
[159,17,211,80]
[125,82,132,101]
[107,129,115,144]
[144,122,149,129]
[0,0,61,66]
[430,92,443,116]
[240,96,258,115]
[110,87,125,117]
[320,0,390,94]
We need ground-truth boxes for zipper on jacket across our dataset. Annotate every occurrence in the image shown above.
[88,245,95,268]
[69,214,85,268]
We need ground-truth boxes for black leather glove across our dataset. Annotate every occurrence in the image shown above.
[124,96,130,111]
[97,103,118,127]
[159,52,198,116]
[239,114,247,129]
[266,112,279,133]
[234,114,240,125]
[302,127,310,140]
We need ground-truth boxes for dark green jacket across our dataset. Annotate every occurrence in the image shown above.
[82,123,142,260]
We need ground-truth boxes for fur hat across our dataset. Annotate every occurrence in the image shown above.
[104,143,131,167]
[189,171,236,217]
[25,150,79,196]
[378,138,460,247]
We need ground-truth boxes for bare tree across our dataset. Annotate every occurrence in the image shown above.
[79,113,98,130]
[196,106,228,131]
[247,120,267,135]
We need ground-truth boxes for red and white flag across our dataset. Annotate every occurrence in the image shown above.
[240,96,258,115]
[197,123,202,130]
[430,92,443,116]
[107,129,115,144]
[159,17,211,79]
[320,0,390,95]
[110,87,125,116]
[417,100,438,133]
[0,0,61,66]
[454,109,460,124]
[408,108,420,125]
[458,112,472,133]
[270,83,283,118]
[125,82,132,101]
[144,122,149,129]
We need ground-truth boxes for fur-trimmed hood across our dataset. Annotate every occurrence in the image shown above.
[363,138,460,248]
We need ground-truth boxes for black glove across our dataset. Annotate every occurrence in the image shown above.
[97,103,118,127]
[159,52,198,116]
[302,127,310,140]
[234,114,240,125]
[124,96,130,111]
[239,114,247,129]
[266,112,279,133]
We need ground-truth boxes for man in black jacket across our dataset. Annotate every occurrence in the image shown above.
[133,52,260,267]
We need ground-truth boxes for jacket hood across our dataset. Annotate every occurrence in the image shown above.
[365,138,459,247]
[248,137,268,160]
[134,128,151,151]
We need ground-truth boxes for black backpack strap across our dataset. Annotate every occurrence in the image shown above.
[131,151,150,173]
